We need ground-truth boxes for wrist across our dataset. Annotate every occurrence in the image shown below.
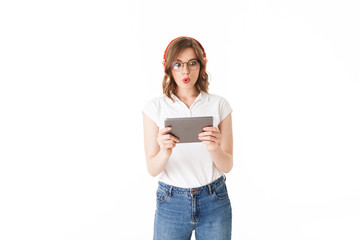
[159,148,172,157]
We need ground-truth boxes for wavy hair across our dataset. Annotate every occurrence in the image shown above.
[162,37,209,102]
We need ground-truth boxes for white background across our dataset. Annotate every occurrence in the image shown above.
[1,0,359,239]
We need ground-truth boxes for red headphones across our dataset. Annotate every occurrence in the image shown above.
[162,36,207,73]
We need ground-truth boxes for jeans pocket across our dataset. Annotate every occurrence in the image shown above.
[213,182,229,200]
[156,188,168,203]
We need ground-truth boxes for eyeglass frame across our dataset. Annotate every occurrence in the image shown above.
[172,59,200,72]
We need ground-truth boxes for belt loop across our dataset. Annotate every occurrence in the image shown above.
[207,184,213,195]
[168,186,173,197]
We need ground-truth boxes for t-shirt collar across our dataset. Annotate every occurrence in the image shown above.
[169,91,208,103]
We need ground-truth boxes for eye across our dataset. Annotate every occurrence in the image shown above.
[172,61,182,70]
[189,60,199,66]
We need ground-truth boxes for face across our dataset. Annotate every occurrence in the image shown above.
[171,48,200,90]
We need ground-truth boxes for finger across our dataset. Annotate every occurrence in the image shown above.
[199,135,217,142]
[164,139,177,144]
[163,134,180,142]
[201,129,220,138]
[199,131,220,137]
[159,127,171,135]
[199,131,221,139]
[203,127,219,133]
[202,140,214,145]
[165,143,176,149]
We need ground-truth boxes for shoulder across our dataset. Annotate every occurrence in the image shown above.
[142,95,168,126]
[142,94,173,115]
[207,92,223,100]
[143,94,168,106]
[205,92,233,121]
[206,92,231,105]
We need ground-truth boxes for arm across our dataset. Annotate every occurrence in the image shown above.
[142,113,179,177]
[198,113,233,173]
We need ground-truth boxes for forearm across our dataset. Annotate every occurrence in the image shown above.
[146,149,171,177]
[209,147,233,173]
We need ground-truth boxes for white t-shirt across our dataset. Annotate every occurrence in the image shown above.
[142,91,232,188]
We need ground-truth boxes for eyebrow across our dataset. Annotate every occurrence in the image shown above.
[176,58,198,62]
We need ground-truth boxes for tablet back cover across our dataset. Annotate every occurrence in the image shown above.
[164,116,213,143]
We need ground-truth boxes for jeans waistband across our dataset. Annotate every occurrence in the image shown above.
[158,175,226,196]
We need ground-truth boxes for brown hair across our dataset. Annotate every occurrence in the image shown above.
[162,37,209,102]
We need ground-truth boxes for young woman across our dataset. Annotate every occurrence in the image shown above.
[142,36,233,240]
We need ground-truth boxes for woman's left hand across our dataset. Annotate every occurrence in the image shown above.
[198,127,221,152]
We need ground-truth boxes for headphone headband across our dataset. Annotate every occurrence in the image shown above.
[162,36,207,68]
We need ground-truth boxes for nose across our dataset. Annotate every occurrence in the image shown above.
[181,63,190,74]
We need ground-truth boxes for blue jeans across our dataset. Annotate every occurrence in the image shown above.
[153,175,232,240]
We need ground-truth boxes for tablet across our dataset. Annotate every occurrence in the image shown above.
[164,116,213,143]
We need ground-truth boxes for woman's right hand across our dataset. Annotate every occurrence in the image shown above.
[157,127,179,154]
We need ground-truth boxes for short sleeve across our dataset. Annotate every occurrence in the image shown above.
[219,97,233,122]
[142,98,159,126]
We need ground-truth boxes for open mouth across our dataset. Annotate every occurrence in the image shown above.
[182,78,190,84]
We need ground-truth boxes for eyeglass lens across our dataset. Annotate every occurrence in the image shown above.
[172,60,199,71]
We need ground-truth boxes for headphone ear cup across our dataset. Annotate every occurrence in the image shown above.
[201,58,208,73]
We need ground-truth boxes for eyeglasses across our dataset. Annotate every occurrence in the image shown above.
[172,59,200,72]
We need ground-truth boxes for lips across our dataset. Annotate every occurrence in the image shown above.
[182,78,190,84]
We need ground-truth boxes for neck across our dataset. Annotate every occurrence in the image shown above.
[175,87,200,100]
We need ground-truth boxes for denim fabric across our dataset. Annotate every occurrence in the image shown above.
[153,175,232,240]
